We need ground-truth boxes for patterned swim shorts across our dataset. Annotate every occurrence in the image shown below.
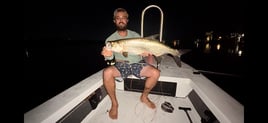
[114,61,148,79]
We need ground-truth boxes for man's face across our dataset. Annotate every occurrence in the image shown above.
[114,12,128,30]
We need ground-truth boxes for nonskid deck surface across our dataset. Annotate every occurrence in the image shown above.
[82,90,201,123]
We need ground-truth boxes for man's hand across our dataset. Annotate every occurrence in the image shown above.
[141,52,154,65]
[101,46,113,57]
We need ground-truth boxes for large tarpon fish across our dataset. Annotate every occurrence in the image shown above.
[106,37,184,67]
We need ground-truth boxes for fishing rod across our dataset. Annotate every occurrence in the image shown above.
[193,69,242,78]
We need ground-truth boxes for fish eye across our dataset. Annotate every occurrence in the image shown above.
[106,42,111,48]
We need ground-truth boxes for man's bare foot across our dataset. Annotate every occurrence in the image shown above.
[140,96,156,109]
[108,106,118,119]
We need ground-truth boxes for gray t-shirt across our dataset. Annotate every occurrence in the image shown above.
[105,30,142,64]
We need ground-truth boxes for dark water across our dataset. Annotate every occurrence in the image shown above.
[24,40,247,113]
[181,49,247,106]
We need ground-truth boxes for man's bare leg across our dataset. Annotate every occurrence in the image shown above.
[140,86,156,109]
[140,66,160,109]
[103,66,120,119]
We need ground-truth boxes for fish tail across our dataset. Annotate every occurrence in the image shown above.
[175,49,180,56]
[173,56,181,67]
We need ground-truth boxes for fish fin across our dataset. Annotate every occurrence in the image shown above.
[121,46,128,57]
[173,56,182,67]
[154,55,163,69]
[144,34,159,40]
[122,52,128,57]
[153,55,162,64]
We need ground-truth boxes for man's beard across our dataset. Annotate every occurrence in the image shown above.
[116,23,127,31]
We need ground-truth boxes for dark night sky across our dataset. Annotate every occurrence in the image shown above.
[24,0,247,41]
[24,0,249,113]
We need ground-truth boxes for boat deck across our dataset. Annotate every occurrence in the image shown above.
[82,90,200,123]
[24,55,243,123]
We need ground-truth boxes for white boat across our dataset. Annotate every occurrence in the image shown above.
[24,5,244,123]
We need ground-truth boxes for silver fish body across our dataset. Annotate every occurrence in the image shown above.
[106,38,180,57]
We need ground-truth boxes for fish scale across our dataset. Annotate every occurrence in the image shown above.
[106,37,183,67]
[106,38,179,57]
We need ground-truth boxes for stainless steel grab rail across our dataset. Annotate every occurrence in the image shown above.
[141,5,164,42]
